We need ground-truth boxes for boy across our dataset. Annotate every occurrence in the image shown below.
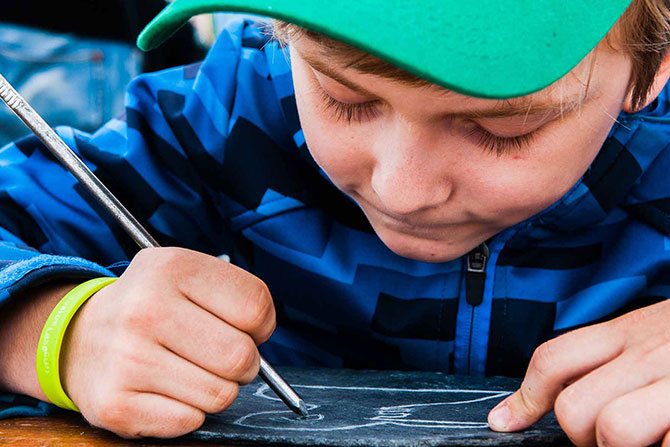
[0,0,669,445]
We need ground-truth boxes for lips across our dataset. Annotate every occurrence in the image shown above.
[360,197,451,225]
[361,205,460,241]
[377,210,452,232]
[349,191,459,234]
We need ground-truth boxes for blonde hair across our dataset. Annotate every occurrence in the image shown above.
[272,0,670,111]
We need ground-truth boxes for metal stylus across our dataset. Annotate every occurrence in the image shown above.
[0,74,308,418]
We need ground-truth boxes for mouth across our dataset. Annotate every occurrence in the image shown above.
[363,203,458,238]
[376,211,452,236]
[350,192,462,237]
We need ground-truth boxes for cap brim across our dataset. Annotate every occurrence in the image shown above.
[137,0,632,99]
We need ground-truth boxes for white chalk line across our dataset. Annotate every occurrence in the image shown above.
[231,383,510,432]
[253,384,512,402]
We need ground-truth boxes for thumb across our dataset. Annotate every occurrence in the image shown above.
[487,323,623,432]
[487,384,553,432]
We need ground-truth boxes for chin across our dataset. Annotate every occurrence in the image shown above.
[375,227,477,263]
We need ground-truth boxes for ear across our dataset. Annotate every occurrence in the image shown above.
[622,51,670,113]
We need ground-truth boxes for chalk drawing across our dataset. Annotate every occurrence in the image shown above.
[232,384,511,432]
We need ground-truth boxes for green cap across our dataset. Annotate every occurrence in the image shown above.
[137,0,632,99]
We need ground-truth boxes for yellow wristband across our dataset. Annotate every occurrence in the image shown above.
[36,277,117,412]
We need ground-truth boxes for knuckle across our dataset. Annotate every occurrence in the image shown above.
[238,352,261,385]
[208,382,239,413]
[154,246,186,264]
[174,410,206,435]
[118,295,161,335]
[258,315,277,344]
[242,279,274,329]
[596,401,635,447]
[227,338,258,379]
[94,396,133,433]
[114,341,151,374]
[635,338,670,368]
[554,389,584,435]
[137,247,188,276]
[529,341,558,380]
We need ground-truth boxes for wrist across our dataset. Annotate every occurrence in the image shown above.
[0,281,79,399]
[36,277,117,411]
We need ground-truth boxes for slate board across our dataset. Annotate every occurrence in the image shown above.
[185,368,570,447]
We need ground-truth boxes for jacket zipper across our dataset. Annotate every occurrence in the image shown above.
[465,242,489,373]
[466,243,489,306]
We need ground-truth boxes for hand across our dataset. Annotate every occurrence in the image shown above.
[487,300,670,446]
[59,247,276,439]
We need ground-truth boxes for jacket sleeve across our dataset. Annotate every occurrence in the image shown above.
[0,39,240,417]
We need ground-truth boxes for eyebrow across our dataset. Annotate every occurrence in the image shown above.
[301,52,595,119]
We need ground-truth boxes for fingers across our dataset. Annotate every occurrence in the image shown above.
[88,391,205,439]
[155,295,260,384]
[131,347,240,416]
[82,334,240,439]
[594,376,670,447]
[166,249,277,344]
[488,322,625,432]
[64,247,274,440]
[551,340,670,446]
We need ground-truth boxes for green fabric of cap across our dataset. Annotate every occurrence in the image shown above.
[137,0,632,99]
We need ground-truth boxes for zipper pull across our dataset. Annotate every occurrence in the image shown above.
[466,243,489,306]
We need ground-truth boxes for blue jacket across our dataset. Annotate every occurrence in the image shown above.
[1,20,669,418]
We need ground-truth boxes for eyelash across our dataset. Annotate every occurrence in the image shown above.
[318,89,541,155]
[319,89,381,123]
[464,126,540,156]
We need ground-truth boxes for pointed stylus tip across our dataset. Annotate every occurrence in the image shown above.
[298,400,309,417]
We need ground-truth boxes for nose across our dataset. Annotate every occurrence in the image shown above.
[370,120,453,216]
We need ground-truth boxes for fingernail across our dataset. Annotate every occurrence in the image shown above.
[488,401,513,432]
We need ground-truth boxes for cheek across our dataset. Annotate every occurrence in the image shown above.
[465,113,613,223]
[459,164,559,224]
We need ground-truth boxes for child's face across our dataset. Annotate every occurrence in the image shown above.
[290,39,633,263]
